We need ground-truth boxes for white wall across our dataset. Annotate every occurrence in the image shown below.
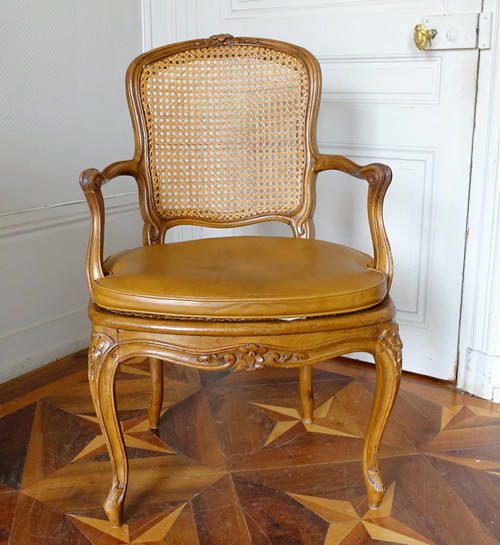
[0,1,144,382]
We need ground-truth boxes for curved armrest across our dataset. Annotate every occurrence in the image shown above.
[314,154,394,290]
[80,160,139,297]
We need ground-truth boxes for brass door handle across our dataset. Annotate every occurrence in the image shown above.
[413,23,437,50]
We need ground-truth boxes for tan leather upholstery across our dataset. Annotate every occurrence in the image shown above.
[96,237,387,319]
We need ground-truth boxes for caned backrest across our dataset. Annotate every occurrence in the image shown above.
[126,35,321,238]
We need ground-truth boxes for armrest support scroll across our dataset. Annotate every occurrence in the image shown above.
[79,160,140,297]
[314,154,394,291]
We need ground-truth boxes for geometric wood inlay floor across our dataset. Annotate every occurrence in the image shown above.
[1,351,500,544]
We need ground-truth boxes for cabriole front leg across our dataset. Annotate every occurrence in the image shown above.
[363,322,402,509]
[88,330,128,527]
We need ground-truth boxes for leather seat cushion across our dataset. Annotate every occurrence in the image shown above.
[95,236,387,319]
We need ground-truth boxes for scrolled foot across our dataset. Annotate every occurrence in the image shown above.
[148,402,161,429]
[104,478,125,527]
[366,467,386,509]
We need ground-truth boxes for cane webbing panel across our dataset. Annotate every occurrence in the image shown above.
[139,45,309,222]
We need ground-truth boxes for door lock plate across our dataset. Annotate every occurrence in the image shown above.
[418,12,492,50]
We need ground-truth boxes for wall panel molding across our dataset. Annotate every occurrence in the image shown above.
[319,55,442,105]
[317,142,436,328]
[0,194,137,242]
[225,0,448,17]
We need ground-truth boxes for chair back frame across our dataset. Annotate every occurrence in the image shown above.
[124,34,322,243]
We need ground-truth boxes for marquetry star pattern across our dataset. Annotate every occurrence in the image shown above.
[66,483,437,545]
[3,358,500,543]
[70,503,188,544]
[425,400,500,475]
[440,401,500,430]
[251,395,364,447]
[289,483,436,545]
[71,411,175,462]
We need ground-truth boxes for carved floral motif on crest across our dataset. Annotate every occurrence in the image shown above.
[202,34,263,47]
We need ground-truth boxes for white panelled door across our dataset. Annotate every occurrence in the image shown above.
[146,0,482,379]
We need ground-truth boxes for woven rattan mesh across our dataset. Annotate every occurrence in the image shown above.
[139,44,309,222]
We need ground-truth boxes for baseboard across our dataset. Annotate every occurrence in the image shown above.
[458,348,500,403]
[0,307,91,384]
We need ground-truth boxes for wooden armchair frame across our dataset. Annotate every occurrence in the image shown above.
[80,35,402,528]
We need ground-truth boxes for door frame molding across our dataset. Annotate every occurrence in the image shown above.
[142,0,190,51]
[458,0,500,401]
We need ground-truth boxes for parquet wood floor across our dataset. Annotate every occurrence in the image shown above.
[1,352,500,544]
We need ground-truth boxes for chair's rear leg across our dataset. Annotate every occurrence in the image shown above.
[300,365,314,424]
[363,323,402,509]
[148,358,164,429]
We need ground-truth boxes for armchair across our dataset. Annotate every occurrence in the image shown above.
[80,34,402,528]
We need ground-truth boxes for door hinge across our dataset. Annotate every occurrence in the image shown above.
[420,12,492,50]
